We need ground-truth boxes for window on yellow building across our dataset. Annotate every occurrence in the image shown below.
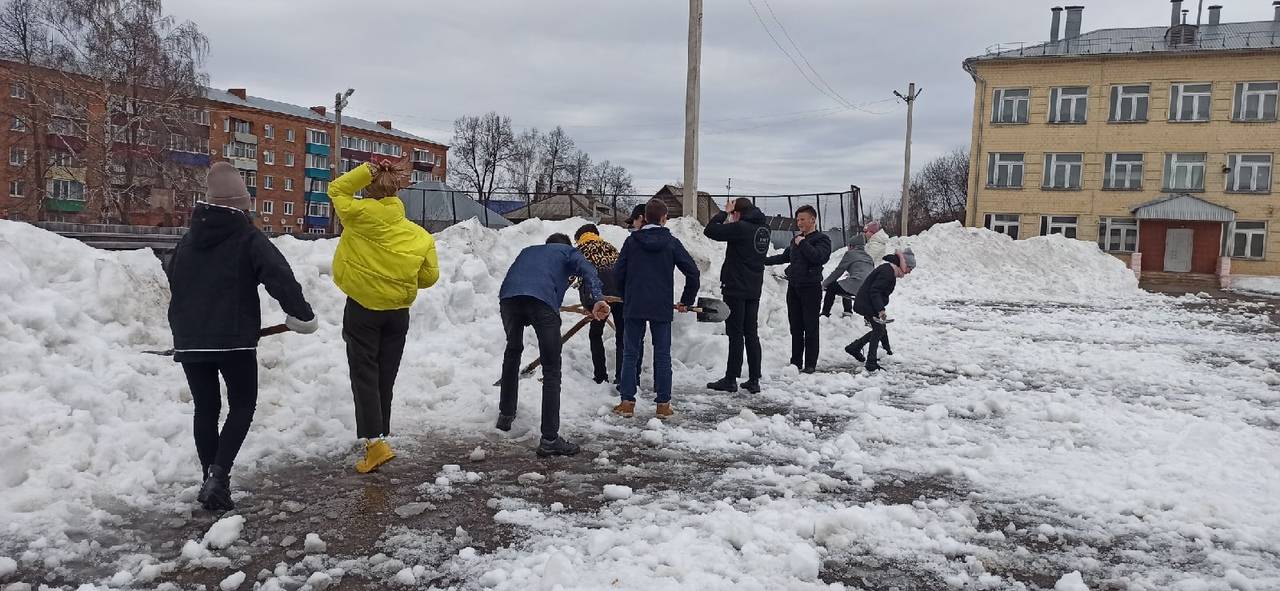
[1049,87,1088,123]
[1109,85,1149,122]
[993,89,1029,124]
[1231,221,1267,260]
[1170,83,1212,122]
[1098,218,1138,253]
[1163,153,1206,191]
[987,153,1024,188]
[1226,154,1272,193]
[1104,153,1144,190]
[984,213,1020,239]
[1233,82,1278,122]
[1040,215,1078,238]
[1043,153,1083,189]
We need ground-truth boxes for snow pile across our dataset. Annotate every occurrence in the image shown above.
[1231,275,1280,296]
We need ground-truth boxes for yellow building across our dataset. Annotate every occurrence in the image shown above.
[964,3,1280,279]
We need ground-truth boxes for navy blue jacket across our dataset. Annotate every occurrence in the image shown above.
[499,244,603,311]
[616,226,700,321]
[853,261,898,317]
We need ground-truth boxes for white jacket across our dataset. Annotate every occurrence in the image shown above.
[865,229,891,264]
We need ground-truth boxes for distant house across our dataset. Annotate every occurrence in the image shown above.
[652,185,721,223]
[502,192,627,224]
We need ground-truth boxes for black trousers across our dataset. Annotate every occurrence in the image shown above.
[851,315,890,364]
[786,284,823,369]
[588,304,640,384]
[822,284,854,316]
[343,298,410,440]
[182,351,258,477]
[723,297,762,380]
[499,296,562,441]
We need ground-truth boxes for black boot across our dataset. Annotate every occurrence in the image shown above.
[496,414,515,432]
[741,379,761,394]
[706,377,738,392]
[536,436,581,457]
[199,465,235,512]
[845,343,865,362]
[865,361,885,373]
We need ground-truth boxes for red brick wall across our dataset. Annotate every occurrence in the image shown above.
[1138,220,1222,274]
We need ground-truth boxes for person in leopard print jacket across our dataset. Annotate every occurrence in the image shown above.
[571,224,638,385]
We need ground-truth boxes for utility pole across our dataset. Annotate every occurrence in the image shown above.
[893,83,922,236]
[683,0,703,223]
[332,88,354,235]
[726,177,732,197]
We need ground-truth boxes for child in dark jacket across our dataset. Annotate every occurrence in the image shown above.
[168,162,318,512]
[614,199,700,419]
[703,197,769,393]
[847,249,916,372]
[764,205,832,373]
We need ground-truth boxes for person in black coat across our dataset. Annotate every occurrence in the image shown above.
[168,162,318,512]
[764,205,832,373]
[848,249,916,372]
[614,199,699,419]
[703,197,769,393]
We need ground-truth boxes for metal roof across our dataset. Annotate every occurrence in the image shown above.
[203,88,446,147]
[970,20,1280,62]
[1131,193,1236,222]
[398,181,510,227]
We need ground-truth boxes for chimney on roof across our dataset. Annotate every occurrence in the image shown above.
[1050,7,1064,42]
[1274,0,1279,22]
[1170,0,1183,27]
[228,88,246,100]
[1207,5,1222,25]
[1064,6,1084,39]
[310,105,326,116]
[377,120,392,130]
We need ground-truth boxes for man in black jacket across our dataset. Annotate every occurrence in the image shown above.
[704,197,769,393]
[765,205,832,373]
[168,162,318,512]
[848,249,916,372]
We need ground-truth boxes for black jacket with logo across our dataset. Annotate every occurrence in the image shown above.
[167,204,314,354]
[704,206,770,300]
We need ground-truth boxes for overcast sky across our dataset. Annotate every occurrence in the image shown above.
[167,0,1278,206]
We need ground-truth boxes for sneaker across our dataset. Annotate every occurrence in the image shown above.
[706,377,738,392]
[198,465,235,512]
[355,439,396,474]
[741,379,761,394]
[536,437,581,457]
[655,402,674,419]
[801,367,817,374]
[496,414,515,431]
[865,362,885,373]
[612,400,635,418]
[593,375,608,384]
[845,343,865,362]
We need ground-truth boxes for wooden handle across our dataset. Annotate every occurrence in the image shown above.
[259,323,290,337]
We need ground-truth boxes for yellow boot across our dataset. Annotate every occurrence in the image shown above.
[355,439,396,473]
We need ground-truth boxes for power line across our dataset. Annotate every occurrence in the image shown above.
[759,0,858,111]
[745,0,847,110]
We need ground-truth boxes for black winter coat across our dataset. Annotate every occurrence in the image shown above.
[704,207,770,299]
[853,262,897,317]
[764,231,833,287]
[615,226,699,322]
[168,204,314,354]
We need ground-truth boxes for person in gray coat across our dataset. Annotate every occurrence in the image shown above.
[821,235,874,317]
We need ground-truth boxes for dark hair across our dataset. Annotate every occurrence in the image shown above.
[644,198,668,225]
[732,197,753,214]
[795,205,817,219]
[546,233,571,245]
[574,224,599,242]
[627,203,646,223]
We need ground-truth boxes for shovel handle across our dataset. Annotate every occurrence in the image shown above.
[260,323,290,336]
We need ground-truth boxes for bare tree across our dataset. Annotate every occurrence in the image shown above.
[503,127,541,202]
[448,111,515,205]
[877,148,968,236]
[539,125,574,194]
[565,149,591,193]
[0,0,53,220]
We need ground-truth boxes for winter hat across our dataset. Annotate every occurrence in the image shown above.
[848,234,867,249]
[205,162,251,211]
[902,248,917,269]
[864,221,882,234]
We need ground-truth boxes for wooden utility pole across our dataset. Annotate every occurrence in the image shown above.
[332,88,354,235]
[893,83,922,236]
[683,0,703,223]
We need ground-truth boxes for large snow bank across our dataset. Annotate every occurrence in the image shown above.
[1231,276,1280,297]
[0,218,1144,560]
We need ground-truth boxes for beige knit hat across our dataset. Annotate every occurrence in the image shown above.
[205,162,251,210]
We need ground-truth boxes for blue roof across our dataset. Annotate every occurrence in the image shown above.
[486,200,528,215]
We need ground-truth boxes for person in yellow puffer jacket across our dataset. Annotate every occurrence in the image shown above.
[330,155,439,474]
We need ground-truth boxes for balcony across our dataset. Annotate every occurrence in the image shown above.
[46,199,86,213]
[412,161,434,172]
[230,158,258,171]
[168,151,211,167]
[341,147,371,161]
[305,143,330,157]
[232,132,257,145]
[304,168,330,180]
[305,215,330,227]
[304,191,329,202]
[247,187,257,198]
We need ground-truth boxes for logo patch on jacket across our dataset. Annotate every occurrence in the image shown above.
[753,227,771,254]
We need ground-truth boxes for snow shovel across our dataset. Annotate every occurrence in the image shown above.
[681,297,730,323]
[143,324,291,356]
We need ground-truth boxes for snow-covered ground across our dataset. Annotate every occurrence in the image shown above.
[1,219,1278,590]
[1232,276,1280,297]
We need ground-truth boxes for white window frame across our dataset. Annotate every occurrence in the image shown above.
[1164,152,1206,191]
[240,170,257,188]
[413,148,433,162]
[1040,215,1079,238]
[1233,82,1279,122]
[1049,86,1088,123]
[411,170,429,183]
[1170,83,1212,122]
[1231,221,1267,260]
[306,129,330,145]
[308,227,327,235]
[224,141,257,160]
[260,200,273,215]
[983,213,1020,239]
[262,225,273,233]
[231,118,251,134]
[283,201,294,215]
[263,150,274,165]
[992,88,1030,124]
[264,124,274,139]
[10,83,28,99]
[987,153,1024,188]
[285,152,295,167]
[1042,153,1084,189]
[1226,154,1272,193]
[306,153,329,170]
[1109,84,1150,122]
[307,201,331,217]
[307,178,329,194]
[263,175,274,190]
[1104,153,1144,190]
[1097,217,1139,253]
[286,128,295,142]
[9,179,23,197]
[48,178,85,201]
[285,178,294,191]
[11,116,28,131]
[9,147,26,166]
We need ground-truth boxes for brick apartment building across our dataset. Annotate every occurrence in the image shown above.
[964,2,1280,279]
[0,59,447,234]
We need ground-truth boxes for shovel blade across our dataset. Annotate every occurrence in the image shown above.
[695,297,730,323]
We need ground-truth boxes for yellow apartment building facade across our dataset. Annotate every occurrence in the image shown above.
[964,3,1280,279]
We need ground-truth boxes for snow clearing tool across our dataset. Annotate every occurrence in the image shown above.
[143,324,290,356]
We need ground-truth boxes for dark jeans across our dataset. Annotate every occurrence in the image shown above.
[723,297,761,380]
[851,315,890,364]
[786,283,822,369]
[619,318,672,403]
[589,304,641,384]
[499,296,562,441]
[822,284,854,316]
[343,298,410,439]
[182,351,258,477]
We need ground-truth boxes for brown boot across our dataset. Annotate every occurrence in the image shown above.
[612,400,635,418]
[655,402,674,419]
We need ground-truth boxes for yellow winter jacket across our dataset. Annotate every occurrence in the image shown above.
[330,164,439,310]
